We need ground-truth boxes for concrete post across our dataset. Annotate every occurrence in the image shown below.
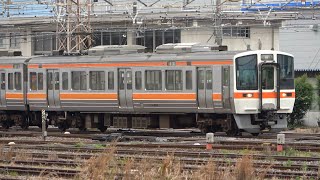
[42,109,47,141]
[206,133,214,150]
[277,133,285,152]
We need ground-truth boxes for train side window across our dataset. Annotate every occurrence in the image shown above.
[30,72,37,90]
[1,73,5,90]
[145,70,162,90]
[165,70,182,91]
[135,71,142,90]
[198,70,204,90]
[38,73,43,90]
[206,70,212,90]
[223,68,229,86]
[14,72,22,90]
[62,72,68,90]
[108,71,114,90]
[186,70,192,90]
[8,73,14,90]
[90,71,105,90]
[72,71,86,90]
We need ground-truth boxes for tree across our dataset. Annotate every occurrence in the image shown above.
[288,75,313,127]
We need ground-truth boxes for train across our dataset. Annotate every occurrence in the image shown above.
[0,43,295,136]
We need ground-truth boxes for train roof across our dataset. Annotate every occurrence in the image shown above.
[27,51,239,64]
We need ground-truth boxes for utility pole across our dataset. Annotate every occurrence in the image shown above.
[214,0,222,46]
[55,0,92,54]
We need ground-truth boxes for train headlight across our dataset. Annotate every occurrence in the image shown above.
[282,93,287,97]
[246,93,253,98]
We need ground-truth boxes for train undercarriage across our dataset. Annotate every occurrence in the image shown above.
[0,110,288,136]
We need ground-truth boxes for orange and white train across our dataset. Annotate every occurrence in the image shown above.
[0,44,295,136]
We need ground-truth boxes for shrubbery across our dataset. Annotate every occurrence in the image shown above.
[288,75,313,128]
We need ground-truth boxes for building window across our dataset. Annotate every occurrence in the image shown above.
[136,29,181,52]
[93,31,127,46]
[0,33,5,48]
[222,27,250,38]
[34,32,56,54]
[10,33,21,49]
[145,70,162,90]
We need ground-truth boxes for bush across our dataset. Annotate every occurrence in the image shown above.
[288,75,313,127]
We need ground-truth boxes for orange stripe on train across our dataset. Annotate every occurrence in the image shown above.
[234,92,295,99]
[60,93,118,100]
[212,93,222,100]
[6,93,23,99]
[27,93,46,99]
[133,93,196,100]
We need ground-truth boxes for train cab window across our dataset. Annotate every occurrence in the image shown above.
[72,71,87,90]
[166,70,182,91]
[108,71,114,90]
[30,72,37,90]
[278,54,294,89]
[198,70,205,90]
[186,70,192,90]
[38,73,43,90]
[90,71,105,90]
[0,73,5,90]
[62,72,68,90]
[261,66,274,90]
[145,70,162,90]
[135,71,142,90]
[236,54,258,90]
[14,72,22,90]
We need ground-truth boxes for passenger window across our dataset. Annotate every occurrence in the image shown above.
[14,72,22,90]
[90,71,105,90]
[62,72,68,90]
[166,70,182,91]
[72,71,87,90]
[135,71,142,90]
[186,70,192,90]
[206,70,212,90]
[30,72,37,90]
[198,70,204,90]
[145,70,162,90]
[108,71,114,90]
[8,73,13,90]
[0,73,5,90]
[38,73,43,90]
[127,71,132,90]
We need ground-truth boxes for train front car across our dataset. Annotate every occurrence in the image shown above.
[233,50,295,135]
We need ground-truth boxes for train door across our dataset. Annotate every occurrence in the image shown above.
[197,67,213,109]
[260,63,280,110]
[222,66,231,109]
[118,68,133,109]
[47,69,61,108]
[0,71,5,107]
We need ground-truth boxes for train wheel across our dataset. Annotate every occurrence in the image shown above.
[78,126,87,132]
[58,122,69,132]
[226,129,241,137]
[251,133,259,136]
[1,122,10,129]
[98,126,107,133]
[20,123,29,130]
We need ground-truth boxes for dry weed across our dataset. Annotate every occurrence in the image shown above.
[234,155,255,180]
